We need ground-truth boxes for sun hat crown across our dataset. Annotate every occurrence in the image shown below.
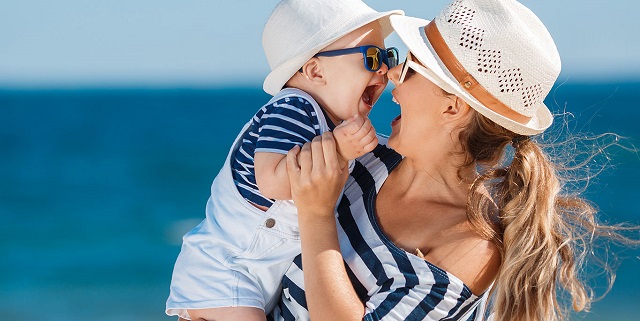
[262,0,403,96]
[436,0,560,118]
[391,0,561,135]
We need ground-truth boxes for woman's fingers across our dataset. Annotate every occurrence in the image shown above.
[298,141,313,176]
[286,144,301,174]
[310,135,325,172]
[292,134,343,182]
[321,132,340,171]
[287,134,347,217]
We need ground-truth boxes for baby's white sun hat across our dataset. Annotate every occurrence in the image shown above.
[262,0,404,96]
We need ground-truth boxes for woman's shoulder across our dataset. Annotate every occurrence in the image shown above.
[427,232,501,296]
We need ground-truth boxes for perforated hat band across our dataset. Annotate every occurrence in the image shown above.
[424,20,532,125]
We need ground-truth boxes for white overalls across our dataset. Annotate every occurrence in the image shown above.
[166,89,331,319]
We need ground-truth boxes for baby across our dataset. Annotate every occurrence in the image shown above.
[166,1,403,320]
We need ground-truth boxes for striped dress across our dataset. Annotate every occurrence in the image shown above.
[269,139,486,321]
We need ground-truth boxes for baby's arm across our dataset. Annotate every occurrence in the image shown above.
[254,151,292,200]
[333,114,378,164]
[254,114,377,201]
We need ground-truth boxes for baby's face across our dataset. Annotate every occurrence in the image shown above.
[315,21,389,125]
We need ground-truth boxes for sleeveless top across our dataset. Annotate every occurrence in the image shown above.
[268,138,487,321]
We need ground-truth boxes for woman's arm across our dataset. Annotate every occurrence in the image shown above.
[286,132,365,321]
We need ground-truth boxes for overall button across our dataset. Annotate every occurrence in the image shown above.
[283,287,291,301]
[265,218,276,228]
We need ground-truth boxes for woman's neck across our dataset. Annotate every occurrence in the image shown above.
[389,155,475,206]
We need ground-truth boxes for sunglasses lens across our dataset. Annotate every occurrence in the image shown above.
[387,48,399,68]
[365,47,381,71]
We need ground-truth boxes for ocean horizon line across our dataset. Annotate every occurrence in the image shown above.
[1,75,640,92]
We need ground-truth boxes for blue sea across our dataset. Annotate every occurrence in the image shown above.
[1,82,639,320]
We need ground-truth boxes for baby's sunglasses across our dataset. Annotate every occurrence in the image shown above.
[313,45,399,72]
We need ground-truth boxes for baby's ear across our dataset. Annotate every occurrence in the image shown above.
[300,58,326,85]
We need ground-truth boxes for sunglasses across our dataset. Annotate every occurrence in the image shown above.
[399,52,432,84]
[314,45,399,72]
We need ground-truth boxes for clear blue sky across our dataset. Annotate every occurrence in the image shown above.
[1,0,639,88]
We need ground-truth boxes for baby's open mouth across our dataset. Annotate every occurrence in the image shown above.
[361,84,380,108]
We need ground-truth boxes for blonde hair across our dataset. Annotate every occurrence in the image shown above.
[458,111,637,321]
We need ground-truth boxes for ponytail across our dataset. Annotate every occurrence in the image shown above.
[460,111,634,321]
[494,137,590,320]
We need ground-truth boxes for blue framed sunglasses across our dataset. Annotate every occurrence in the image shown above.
[313,45,399,72]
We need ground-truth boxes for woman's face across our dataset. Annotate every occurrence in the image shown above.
[386,54,450,155]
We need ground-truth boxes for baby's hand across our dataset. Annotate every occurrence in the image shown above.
[332,114,378,165]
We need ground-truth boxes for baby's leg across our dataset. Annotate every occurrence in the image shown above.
[185,307,266,321]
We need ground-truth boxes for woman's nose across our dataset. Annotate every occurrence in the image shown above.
[387,64,402,85]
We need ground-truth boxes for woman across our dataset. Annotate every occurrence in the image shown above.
[274,0,635,320]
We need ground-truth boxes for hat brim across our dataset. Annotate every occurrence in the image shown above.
[390,15,552,135]
[263,9,404,96]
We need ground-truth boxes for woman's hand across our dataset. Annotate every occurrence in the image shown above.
[286,131,365,321]
[286,131,349,217]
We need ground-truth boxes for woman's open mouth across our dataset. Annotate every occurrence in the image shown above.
[390,92,401,127]
[391,114,401,126]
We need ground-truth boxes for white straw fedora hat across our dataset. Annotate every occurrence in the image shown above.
[390,0,560,135]
[262,0,404,96]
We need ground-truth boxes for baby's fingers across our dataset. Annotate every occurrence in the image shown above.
[360,126,379,153]
[352,117,376,140]
[334,114,365,136]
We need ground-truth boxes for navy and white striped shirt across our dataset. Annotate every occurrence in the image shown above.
[231,88,333,207]
[269,138,485,321]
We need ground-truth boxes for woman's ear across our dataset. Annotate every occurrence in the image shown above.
[443,96,471,121]
[300,58,326,86]
[444,95,471,117]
